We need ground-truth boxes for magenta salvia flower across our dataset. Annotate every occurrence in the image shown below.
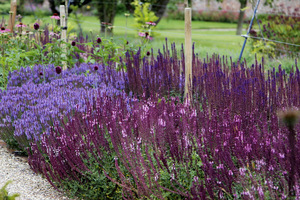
[55,66,62,74]
[71,41,76,46]
[33,23,40,30]
[97,37,101,43]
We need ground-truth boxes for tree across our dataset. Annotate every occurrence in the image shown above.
[48,0,92,15]
[216,0,275,35]
[48,0,171,34]
[94,0,118,34]
[122,0,170,24]
[236,0,247,35]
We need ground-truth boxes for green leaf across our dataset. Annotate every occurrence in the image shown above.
[241,6,250,11]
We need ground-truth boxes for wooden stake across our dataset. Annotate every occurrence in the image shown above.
[184,8,192,100]
[8,0,17,33]
[60,5,67,70]
[184,0,188,7]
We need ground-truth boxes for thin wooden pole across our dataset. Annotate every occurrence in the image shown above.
[184,0,188,7]
[8,0,17,33]
[60,5,67,70]
[184,8,192,100]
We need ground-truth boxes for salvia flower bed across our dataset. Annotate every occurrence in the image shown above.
[0,45,299,199]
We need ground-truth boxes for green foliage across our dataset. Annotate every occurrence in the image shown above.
[116,3,127,15]
[156,150,204,199]
[256,10,300,57]
[0,181,20,200]
[0,1,10,15]
[85,38,134,65]
[61,150,123,200]
[250,40,276,60]
[131,0,158,29]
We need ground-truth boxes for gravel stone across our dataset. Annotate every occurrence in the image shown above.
[0,143,72,200]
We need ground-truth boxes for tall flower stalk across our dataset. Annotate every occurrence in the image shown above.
[278,108,300,196]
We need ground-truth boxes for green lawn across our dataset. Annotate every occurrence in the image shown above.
[1,13,293,72]
[1,14,250,60]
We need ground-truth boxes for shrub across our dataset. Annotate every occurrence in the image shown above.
[0,63,124,151]
[0,2,10,15]
[28,51,300,199]
[166,8,240,23]
[255,5,300,57]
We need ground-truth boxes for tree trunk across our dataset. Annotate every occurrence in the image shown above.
[151,0,170,24]
[49,0,92,15]
[17,0,25,15]
[236,0,247,35]
[96,1,117,35]
[123,0,170,24]
[49,0,59,14]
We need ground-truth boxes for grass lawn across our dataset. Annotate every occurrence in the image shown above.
[1,14,247,53]
[2,14,290,67]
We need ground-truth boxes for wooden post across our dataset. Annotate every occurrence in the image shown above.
[184,0,188,8]
[8,0,17,33]
[65,0,68,29]
[60,5,67,70]
[184,8,192,100]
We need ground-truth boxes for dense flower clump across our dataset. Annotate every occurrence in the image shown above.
[0,43,299,199]
[0,63,125,148]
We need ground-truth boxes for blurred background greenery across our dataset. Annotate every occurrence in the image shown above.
[0,0,298,69]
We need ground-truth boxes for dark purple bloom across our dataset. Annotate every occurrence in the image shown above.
[97,37,102,44]
[249,29,257,37]
[94,66,99,71]
[71,41,76,46]
[146,51,150,56]
[34,23,40,30]
[55,66,62,74]
[39,72,43,76]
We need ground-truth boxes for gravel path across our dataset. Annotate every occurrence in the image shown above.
[0,141,72,200]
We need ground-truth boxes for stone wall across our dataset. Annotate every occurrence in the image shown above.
[190,0,300,18]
